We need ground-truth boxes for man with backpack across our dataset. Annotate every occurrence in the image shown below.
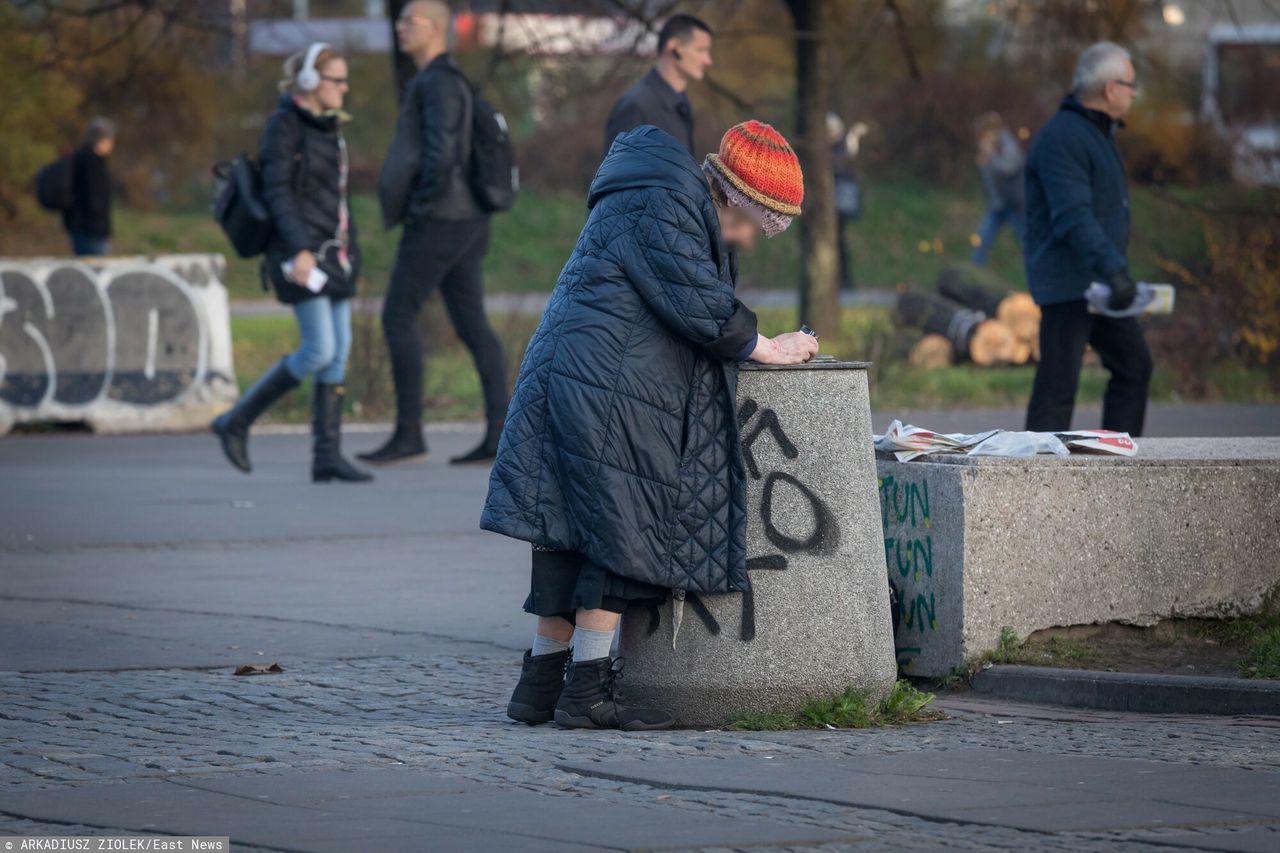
[364,0,510,466]
[38,117,116,256]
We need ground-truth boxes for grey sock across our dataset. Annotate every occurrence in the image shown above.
[571,626,615,662]
[531,633,570,657]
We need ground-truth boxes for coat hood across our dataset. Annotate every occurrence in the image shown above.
[589,126,708,210]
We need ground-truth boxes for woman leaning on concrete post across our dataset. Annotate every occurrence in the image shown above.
[481,121,819,731]
[211,43,372,484]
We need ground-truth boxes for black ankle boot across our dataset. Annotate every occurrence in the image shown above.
[358,421,428,464]
[210,357,300,474]
[450,420,503,465]
[506,648,571,725]
[311,383,373,483]
[554,656,675,731]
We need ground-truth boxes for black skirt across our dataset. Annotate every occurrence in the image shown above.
[523,547,668,621]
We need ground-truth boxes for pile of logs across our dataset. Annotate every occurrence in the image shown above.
[896,263,1041,368]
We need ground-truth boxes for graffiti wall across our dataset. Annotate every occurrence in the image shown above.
[0,255,237,434]
[876,462,966,676]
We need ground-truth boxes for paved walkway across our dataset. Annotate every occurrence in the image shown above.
[2,430,1279,851]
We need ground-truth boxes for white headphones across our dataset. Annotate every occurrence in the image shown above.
[295,42,330,92]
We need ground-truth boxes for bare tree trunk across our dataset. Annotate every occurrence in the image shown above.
[784,0,839,337]
[386,0,417,100]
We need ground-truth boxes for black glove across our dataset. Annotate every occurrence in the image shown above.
[1108,270,1137,311]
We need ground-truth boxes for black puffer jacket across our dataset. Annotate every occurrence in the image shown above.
[259,95,361,304]
[481,127,759,594]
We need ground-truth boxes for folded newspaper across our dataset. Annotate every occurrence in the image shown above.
[1084,282,1175,318]
[874,420,1137,461]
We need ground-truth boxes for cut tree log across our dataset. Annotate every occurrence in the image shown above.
[896,289,1021,366]
[996,291,1041,344]
[936,262,1007,316]
[968,320,1020,366]
[909,334,956,368]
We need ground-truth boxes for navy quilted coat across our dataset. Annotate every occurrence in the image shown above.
[480,126,759,594]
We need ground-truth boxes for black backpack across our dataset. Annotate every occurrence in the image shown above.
[35,154,74,212]
[449,68,519,214]
[212,153,273,258]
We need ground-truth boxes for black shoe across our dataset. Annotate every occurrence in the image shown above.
[311,383,373,483]
[506,648,571,725]
[450,420,503,466]
[358,422,428,464]
[210,357,300,474]
[554,656,675,731]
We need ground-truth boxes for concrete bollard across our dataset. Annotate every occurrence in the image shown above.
[618,360,898,727]
[0,254,237,435]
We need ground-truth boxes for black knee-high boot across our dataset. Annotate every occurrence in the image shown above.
[210,357,300,474]
[312,383,374,483]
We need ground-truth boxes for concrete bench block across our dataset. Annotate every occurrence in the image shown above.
[0,254,237,434]
[619,361,899,727]
[878,439,1280,677]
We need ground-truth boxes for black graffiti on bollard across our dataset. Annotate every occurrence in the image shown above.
[641,400,843,643]
[0,262,208,409]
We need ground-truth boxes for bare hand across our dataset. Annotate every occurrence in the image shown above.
[750,331,819,365]
[290,250,316,286]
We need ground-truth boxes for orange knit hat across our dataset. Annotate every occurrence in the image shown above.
[704,120,804,237]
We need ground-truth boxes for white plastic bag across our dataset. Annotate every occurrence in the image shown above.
[967,431,1069,458]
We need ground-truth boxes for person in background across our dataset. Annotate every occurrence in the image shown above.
[65,117,116,257]
[970,111,1025,266]
[211,43,372,484]
[828,113,867,290]
[602,13,712,160]
[484,122,817,732]
[1023,41,1152,436]
[361,0,509,467]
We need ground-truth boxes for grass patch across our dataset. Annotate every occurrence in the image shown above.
[1196,591,1280,679]
[17,179,1236,302]
[730,680,942,731]
[229,306,1278,424]
[942,626,1110,687]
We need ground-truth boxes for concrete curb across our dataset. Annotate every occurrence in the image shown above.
[970,665,1280,716]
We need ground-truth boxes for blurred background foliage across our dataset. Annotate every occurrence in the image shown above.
[1,0,1276,420]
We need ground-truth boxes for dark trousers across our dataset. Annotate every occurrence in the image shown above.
[1025,299,1153,435]
[382,217,508,427]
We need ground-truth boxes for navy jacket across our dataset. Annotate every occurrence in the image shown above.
[1023,95,1130,306]
[481,127,758,594]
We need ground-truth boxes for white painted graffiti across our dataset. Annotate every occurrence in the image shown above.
[0,261,212,408]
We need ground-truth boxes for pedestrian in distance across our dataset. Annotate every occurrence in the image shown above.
[65,117,116,257]
[829,113,867,290]
[484,121,819,731]
[362,0,510,467]
[211,43,372,484]
[970,111,1026,266]
[602,13,712,161]
[1023,41,1153,436]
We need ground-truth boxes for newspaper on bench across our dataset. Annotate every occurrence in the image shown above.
[874,420,1137,461]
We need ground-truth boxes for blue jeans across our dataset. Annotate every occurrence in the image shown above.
[970,206,1025,266]
[69,231,109,257]
[286,296,352,384]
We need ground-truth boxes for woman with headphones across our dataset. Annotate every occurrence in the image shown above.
[212,43,372,483]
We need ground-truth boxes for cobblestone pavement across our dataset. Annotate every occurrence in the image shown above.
[4,652,1280,851]
[4,431,1280,851]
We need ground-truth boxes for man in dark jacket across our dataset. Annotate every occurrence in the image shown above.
[602,14,712,160]
[484,123,816,732]
[64,117,115,256]
[363,0,508,466]
[1023,41,1152,436]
